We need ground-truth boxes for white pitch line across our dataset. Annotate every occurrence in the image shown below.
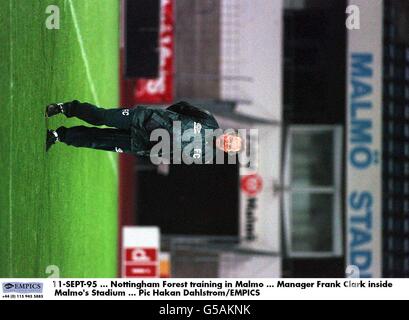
[9,0,13,278]
[67,0,118,175]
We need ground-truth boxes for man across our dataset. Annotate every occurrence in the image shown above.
[45,100,242,163]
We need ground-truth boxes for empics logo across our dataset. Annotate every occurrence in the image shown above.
[3,283,14,290]
[2,282,43,294]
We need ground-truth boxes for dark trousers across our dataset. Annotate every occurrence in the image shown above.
[56,101,134,153]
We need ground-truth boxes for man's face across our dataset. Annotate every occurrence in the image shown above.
[216,134,242,153]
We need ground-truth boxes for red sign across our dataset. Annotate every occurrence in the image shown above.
[123,247,158,277]
[241,174,263,197]
[135,0,173,103]
[125,265,157,278]
[125,248,157,263]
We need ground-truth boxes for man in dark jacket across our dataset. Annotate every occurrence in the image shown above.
[45,100,242,164]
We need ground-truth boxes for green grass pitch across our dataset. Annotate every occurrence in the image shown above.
[0,0,119,277]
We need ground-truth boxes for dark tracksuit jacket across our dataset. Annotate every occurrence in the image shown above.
[57,101,221,163]
[131,102,221,162]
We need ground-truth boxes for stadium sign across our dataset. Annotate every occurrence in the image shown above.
[122,227,160,278]
[241,174,263,242]
[239,125,280,256]
[346,0,383,277]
